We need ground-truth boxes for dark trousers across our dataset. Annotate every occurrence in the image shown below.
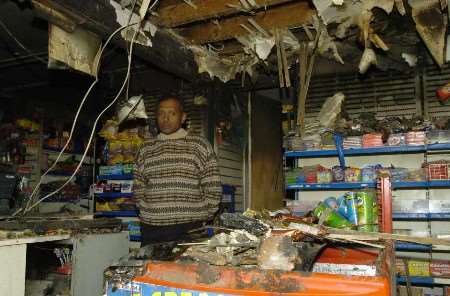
[140,221,204,246]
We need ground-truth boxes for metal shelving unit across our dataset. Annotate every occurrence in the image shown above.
[97,174,134,181]
[94,173,140,241]
[284,143,450,158]
[397,276,450,286]
[95,192,134,200]
[94,211,138,218]
[285,143,450,288]
[286,180,450,190]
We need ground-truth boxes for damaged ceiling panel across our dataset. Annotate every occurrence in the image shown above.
[189,45,259,82]
[312,0,395,26]
[409,0,447,67]
[175,0,447,81]
[109,0,157,47]
[48,24,101,76]
[35,0,450,84]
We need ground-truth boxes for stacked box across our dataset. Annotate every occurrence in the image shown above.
[430,261,450,278]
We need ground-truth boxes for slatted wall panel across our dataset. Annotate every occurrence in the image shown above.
[143,91,207,137]
[306,71,418,120]
[424,64,450,118]
[217,142,244,212]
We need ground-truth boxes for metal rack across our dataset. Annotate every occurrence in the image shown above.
[285,144,450,288]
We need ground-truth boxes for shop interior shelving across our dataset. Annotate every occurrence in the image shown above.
[285,143,450,286]
[94,174,138,218]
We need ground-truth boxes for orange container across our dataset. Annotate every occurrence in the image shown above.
[129,244,394,296]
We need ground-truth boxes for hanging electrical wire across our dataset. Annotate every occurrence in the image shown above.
[125,0,140,102]
[11,22,138,217]
[17,0,159,216]
[10,22,137,217]
[0,19,48,64]
[22,25,141,215]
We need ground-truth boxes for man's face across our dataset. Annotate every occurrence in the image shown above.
[156,98,187,135]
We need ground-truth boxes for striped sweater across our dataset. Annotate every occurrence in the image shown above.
[134,129,222,226]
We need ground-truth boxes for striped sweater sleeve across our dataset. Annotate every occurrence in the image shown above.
[199,140,222,216]
[133,147,147,203]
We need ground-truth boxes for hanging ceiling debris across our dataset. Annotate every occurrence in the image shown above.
[109,0,157,47]
[408,0,447,67]
[48,24,101,76]
[27,0,450,83]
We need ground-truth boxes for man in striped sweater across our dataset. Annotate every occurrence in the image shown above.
[134,96,222,245]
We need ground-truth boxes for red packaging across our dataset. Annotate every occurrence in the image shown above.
[430,260,450,278]
[362,134,384,148]
[305,171,317,183]
[405,131,426,145]
[424,161,450,180]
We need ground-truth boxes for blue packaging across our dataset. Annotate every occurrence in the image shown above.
[324,197,338,209]
[337,193,358,225]
[361,167,377,182]
[337,195,348,217]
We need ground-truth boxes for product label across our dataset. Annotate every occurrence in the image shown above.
[107,282,234,296]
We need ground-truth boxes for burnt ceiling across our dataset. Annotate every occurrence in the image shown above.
[0,0,448,93]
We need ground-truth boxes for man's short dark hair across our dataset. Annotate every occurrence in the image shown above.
[157,96,184,112]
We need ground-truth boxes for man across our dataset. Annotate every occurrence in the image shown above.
[134,96,222,246]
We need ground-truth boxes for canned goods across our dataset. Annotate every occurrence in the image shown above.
[345,192,359,225]
[356,191,375,232]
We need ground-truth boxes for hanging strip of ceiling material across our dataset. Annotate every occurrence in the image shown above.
[139,0,152,18]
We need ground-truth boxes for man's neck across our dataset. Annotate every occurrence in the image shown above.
[157,128,187,140]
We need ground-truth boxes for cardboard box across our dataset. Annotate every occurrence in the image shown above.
[409,260,431,277]
[430,261,450,278]
[445,286,450,296]
[396,258,407,275]
[423,287,443,296]
[429,200,450,213]
[396,259,430,277]
[393,199,429,214]
[398,286,423,296]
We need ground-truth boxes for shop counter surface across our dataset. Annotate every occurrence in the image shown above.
[107,244,394,296]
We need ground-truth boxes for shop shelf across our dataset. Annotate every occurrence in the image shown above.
[129,235,142,242]
[286,182,376,190]
[393,213,450,220]
[94,192,134,200]
[43,148,93,163]
[395,242,432,252]
[94,211,138,218]
[285,143,450,158]
[397,276,450,285]
[44,171,75,177]
[395,242,450,251]
[286,180,450,190]
[394,180,450,188]
[97,174,134,180]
